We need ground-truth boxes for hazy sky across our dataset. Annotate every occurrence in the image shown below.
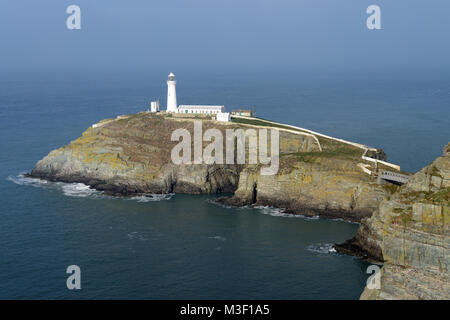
[1,0,449,70]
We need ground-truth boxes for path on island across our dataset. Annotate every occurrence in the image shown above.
[231,115,403,172]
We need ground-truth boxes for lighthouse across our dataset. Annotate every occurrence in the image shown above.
[166,72,178,112]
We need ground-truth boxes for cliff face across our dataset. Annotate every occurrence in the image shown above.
[339,143,450,299]
[31,113,319,195]
[223,155,386,221]
[31,113,388,221]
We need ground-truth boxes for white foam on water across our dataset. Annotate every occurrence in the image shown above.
[307,243,337,254]
[253,205,290,217]
[128,193,174,202]
[127,230,163,241]
[7,173,103,199]
[127,231,149,241]
[7,173,49,187]
[127,231,138,239]
[8,172,175,202]
[253,205,320,220]
[61,183,97,198]
[303,215,320,220]
[209,235,226,241]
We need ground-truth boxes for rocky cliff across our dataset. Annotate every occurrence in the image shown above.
[219,154,387,221]
[31,112,389,221]
[336,143,450,299]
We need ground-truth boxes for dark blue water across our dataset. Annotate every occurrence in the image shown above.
[0,67,448,299]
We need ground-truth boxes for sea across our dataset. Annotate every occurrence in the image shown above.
[0,67,448,299]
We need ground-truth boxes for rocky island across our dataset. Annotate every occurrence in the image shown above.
[30,112,390,221]
[29,112,449,299]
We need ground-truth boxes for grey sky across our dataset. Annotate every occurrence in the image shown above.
[1,0,449,70]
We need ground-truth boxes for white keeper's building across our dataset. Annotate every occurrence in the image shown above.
[159,72,230,121]
[178,105,224,114]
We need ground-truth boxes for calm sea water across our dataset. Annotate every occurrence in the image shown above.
[0,67,448,299]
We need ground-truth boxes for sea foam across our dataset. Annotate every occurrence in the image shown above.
[61,183,98,198]
[253,205,319,220]
[307,243,337,254]
[127,193,174,202]
[7,173,48,187]
[208,235,227,241]
[7,173,174,203]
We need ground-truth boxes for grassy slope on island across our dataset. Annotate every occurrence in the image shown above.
[231,116,368,164]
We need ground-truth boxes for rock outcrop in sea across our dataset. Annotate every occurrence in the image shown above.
[30,112,389,222]
[336,143,450,299]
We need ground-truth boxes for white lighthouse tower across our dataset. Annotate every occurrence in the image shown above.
[166,72,178,112]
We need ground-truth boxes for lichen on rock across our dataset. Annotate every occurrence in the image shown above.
[336,142,450,299]
[30,112,387,222]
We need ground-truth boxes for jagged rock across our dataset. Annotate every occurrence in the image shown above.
[337,143,450,299]
[444,142,450,156]
[221,157,386,221]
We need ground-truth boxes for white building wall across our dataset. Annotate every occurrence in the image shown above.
[150,101,160,112]
[178,105,224,114]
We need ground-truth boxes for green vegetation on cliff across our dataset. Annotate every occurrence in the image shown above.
[31,112,389,222]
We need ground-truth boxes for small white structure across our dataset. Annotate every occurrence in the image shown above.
[150,100,160,112]
[216,112,231,122]
[164,72,227,115]
[166,72,178,112]
[178,105,224,114]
